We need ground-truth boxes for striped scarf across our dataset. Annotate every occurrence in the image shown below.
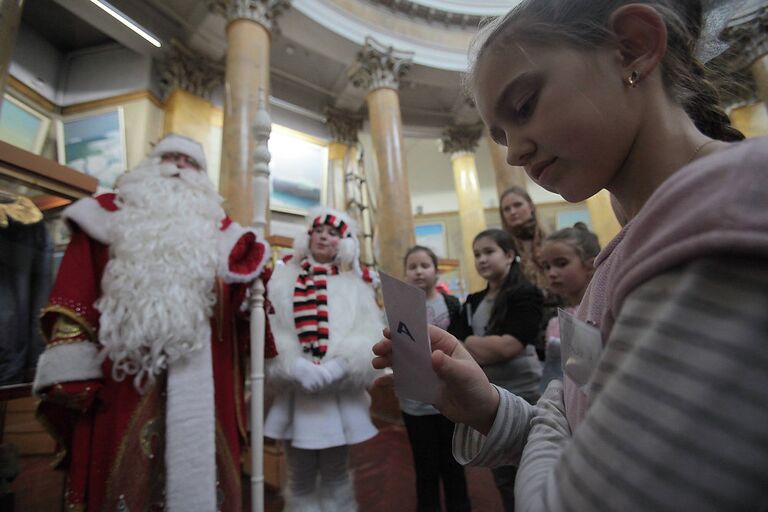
[293,258,339,361]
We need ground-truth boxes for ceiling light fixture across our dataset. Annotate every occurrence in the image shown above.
[88,0,162,48]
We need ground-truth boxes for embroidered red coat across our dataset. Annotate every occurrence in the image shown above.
[33,194,273,512]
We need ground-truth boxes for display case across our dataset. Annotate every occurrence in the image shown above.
[0,139,98,387]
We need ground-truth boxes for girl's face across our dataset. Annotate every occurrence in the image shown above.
[501,191,533,228]
[404,250,438,292]
[309,224,341,263]
[540,240,594,304]
[474,42,638,203]
[473,236,514,283]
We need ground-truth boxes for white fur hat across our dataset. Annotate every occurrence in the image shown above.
[293,206,360,269]
[149,133,207,171]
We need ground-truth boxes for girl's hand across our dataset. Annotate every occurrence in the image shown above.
[372,325,500,434]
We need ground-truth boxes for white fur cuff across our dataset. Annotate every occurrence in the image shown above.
[33,341,104,394]
[63,197,112,244]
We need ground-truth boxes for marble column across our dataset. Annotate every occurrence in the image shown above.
[324,107,363,211]
[485,130,528,196]
[211,0,288,226]
[0,0,24,116]
[442,123,487,293]
[350,37,415,276]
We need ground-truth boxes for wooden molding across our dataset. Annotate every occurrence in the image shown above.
[62,90,162,115]
[0,139,97,198]
[7,75,57,112]
[266,234,294,248]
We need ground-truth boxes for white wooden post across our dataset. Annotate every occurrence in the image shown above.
[250,88,271,512]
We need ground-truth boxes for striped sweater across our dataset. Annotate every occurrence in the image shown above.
[456,257,768,511]
[453,138,768,510]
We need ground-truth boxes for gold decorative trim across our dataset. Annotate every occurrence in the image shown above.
[51,315,86,340]
[62,90,162,115]
[7,75,57,112]
[40,305,96,344]
[140,417,162,460]
[0,195,43,227]
[47,337,90,350]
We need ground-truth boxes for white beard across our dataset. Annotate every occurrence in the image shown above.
[95,158,225,390]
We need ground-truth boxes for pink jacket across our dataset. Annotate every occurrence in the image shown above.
[566,136,768,428]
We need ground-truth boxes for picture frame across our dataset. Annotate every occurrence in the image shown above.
[57,107,127,190]
[269,124,328,215]
[0,94,51,154]
[414,222,448,258]
[556,209,593,230]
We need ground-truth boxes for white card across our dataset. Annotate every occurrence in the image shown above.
[558,308,603,394]
[379,272,439,404]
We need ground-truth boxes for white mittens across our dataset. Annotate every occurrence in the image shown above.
[321,358,347,384]
[291,357,348,393]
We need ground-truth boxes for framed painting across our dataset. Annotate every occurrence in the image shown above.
[0,94,50,154]
[269,125,327,215]
[57,107,127,190]
[556,209,592,230]
[414,222,448,258]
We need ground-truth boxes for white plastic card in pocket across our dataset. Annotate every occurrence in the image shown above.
[558,308,603,394]
[379,272,439,404]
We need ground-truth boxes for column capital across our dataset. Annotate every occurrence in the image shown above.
[160,41,224,101]
[720,2,768,69]
[349,37,413,92]
[324,107,364,146]
[209,0,291,31]
[440,123,483,156]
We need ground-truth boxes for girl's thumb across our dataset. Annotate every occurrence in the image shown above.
[432,350,457,382]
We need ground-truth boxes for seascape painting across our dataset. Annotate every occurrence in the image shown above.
[0,94,50,154]
[58,108,127,190]
[269,126,327,214]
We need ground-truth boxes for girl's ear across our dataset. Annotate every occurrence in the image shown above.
[584,256,596,276]
[609,4,667,79]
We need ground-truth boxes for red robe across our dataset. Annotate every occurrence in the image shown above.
[34,194,274,512]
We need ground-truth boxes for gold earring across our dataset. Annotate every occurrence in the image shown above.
[626,70,640,88]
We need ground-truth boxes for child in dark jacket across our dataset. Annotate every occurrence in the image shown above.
[452,229,543,511]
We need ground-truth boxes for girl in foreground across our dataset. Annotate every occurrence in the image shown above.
[374,1,768,510]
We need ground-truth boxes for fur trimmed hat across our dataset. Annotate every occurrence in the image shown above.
[293,207,360,271]
[149,133,207,171]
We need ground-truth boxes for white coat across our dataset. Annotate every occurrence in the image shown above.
[264,261,384,449]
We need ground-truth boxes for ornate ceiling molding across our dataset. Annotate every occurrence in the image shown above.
[365,0,486,29]
[440,122,483,155]
[209,0,291,31]
[159,40,224,100]
[324,107,364,145]
[290,0,472,71]
[405,0,512,16]
[349,37,413,92]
